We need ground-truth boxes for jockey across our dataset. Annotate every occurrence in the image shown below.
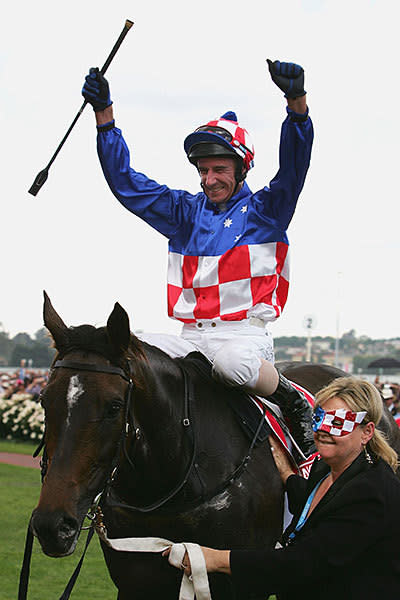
[82,59,315,458]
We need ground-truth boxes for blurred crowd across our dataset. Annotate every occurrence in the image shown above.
[0,364,399,430]
[374,377,400,427]
[0,364,48,401]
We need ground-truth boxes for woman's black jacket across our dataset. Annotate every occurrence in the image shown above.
[230,452,400,599]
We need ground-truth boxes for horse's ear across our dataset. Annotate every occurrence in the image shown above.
[43,290,69,349]
[107,303,131,352]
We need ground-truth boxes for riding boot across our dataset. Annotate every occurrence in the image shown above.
[267,372,316,459]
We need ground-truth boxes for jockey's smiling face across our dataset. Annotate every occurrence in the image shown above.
[197,157,240,205]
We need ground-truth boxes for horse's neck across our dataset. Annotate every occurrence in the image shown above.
[113,347,190,503]
[132,344,189,463]
[131,344,186,446]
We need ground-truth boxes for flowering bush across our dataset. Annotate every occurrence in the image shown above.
[0,393,45,441]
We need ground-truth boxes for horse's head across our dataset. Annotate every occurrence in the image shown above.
[31,292,137,557]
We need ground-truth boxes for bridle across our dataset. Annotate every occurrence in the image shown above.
[42,354,199,514]
[35,357,135,484]
[19,352,266,600]
[53,357,136,478]
[42,353,266,513]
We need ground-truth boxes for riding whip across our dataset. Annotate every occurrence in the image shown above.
[28,19,134,196]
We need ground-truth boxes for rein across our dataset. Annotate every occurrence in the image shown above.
[106,363,199,513]
[41,354,266,512]
[19,353,267,599]
[18,357,135,600]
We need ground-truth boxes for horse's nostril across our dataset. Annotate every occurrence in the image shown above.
[31,510,80,556]
[58,517,78,542]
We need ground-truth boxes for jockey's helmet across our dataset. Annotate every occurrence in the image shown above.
[184,111,255,183]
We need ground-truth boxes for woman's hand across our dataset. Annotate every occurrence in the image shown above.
[162,547,191,577]
[162,546,231,576]
[269,435,297,483]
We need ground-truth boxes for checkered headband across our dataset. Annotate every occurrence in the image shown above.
[312,406,367,437]
[184,111,255,171]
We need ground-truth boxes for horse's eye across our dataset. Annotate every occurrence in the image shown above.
[106,400,123,418]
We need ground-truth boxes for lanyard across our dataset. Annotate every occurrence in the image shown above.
[288,472,330,541]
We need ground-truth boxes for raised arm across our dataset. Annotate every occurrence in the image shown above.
[81,68,194,238]
[267,59,307,114]
[255,59,313,229]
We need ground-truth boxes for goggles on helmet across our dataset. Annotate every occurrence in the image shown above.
[195,125,254,163]
[312,405,367,437]
[195,125,234,141]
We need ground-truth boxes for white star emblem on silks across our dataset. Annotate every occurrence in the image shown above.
[235,235,241,242]
[241,205,248,213]
[224,218,233,228]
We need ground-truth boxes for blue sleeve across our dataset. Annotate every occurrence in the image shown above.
[96,125,195,239]
[253,108,314,231]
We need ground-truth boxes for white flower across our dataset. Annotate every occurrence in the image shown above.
[0,390,45,440]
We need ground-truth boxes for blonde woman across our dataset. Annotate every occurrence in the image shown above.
[167,377,400,599]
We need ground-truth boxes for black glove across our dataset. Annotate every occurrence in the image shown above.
[82,67,112,112]
[267,60,306,99]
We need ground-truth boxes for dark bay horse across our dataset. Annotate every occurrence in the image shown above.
[30,294,400,599]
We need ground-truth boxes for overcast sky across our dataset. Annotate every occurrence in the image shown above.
[1,0,399,341]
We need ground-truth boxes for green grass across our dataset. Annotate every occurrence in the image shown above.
[0,439,37,455]
[0,463,116,599]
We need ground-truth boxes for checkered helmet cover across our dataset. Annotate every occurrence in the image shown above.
[184,111,255,172]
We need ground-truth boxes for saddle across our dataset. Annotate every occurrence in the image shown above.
[181,352,317,478]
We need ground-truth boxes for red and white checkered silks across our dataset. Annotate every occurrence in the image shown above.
[317,408,367,437]
[205,117,255,170]
[167,242,289,324]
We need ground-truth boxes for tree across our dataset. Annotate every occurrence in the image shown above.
[9,342,55,368]
[34,328,51,344]
[0,328,12,364]
[11,332,34,348]
[274,336,306,347]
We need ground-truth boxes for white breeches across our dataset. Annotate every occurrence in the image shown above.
[136,319,274,389]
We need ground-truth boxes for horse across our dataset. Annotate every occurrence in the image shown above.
[29,293,400,599]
